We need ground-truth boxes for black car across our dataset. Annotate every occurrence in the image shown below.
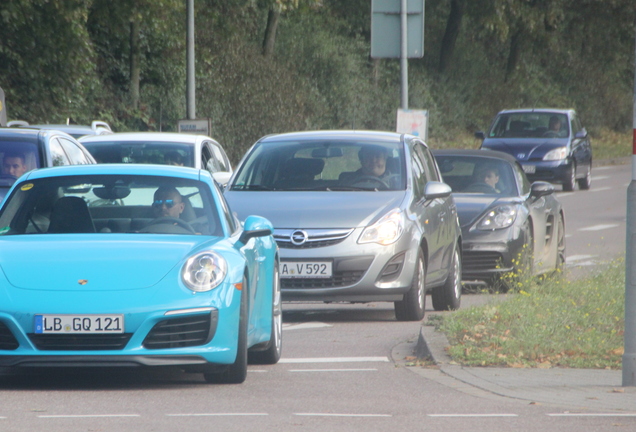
[475,108,592,191]
[433,149,565,289]
[0,128,96,201]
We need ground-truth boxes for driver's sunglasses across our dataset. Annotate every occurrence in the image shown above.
[152,199,178,208]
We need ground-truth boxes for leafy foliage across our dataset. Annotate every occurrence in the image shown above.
[0,0,633,163]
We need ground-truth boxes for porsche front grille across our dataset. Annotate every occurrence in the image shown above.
[143,313,217,349]
[28,334,133,351]
[0,321,19,350]
[462,251,503,272]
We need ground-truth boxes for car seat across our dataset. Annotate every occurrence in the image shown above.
[48,196,96,233]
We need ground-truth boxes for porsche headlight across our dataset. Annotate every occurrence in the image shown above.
[476,205,518,230]
[543,147,567,161]
[182,252,228,292]
[358,209,404,245]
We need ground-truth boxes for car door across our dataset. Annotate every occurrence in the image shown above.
[514,163,550,271]
[569,113,592,175]
[410,140,446,285]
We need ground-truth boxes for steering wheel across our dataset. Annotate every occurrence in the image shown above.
[140,217,196,234]
[543,131,559,138]
[351,175,389,190]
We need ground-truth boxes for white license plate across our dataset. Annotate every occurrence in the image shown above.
[522,164,536,174]
[280,261,332,278]
[34,314,124,334]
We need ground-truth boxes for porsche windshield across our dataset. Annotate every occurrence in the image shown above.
[0,175,222,236]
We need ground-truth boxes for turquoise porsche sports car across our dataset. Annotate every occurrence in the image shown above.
[0,164,281,384]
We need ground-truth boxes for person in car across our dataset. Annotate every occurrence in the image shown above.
[152,186,185,219]
[465,166,501,194]
[2,151,29,178]
[339,145,398,189]
[544,116,563,137]
[165,151,184,166]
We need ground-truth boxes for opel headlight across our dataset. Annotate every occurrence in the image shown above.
[543,147,567,161]
[476,205,518,230]
[182,252,228,292]
[358,209,404,245]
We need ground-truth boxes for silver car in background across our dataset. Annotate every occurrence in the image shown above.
[224,130,462,321]
[80,132,233,185]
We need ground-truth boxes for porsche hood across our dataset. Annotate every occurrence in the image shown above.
[452,195,521,228]
[0,235,220,291]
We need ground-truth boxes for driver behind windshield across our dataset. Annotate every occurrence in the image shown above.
[152,186,185,219]
[339,145,397,188]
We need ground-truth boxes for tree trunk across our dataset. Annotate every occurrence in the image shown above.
[505,28,523,82]
[262,7,280,58]
[438,0,465,73]
[129,19,140,110]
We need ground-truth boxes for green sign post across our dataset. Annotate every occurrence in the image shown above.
[371,0,425,110]
[0,86,6,127]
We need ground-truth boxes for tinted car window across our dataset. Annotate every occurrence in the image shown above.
[489,112,570,138]
[0,175,222,236]
[59,138,91,165]
[231,139,405,191]
[435,155,517,196]
[83,142,195,166]
[50,138,71,166]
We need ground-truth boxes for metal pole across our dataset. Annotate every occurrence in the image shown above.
[624,14,636,387]
[186,0,196,120]
[400,0,408,110]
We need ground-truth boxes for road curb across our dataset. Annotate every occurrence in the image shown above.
[416,324,453,364]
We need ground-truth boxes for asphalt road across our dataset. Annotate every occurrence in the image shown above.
[0,161,633,431]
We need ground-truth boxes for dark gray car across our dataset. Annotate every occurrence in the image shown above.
[224,130,462,321]
[475,108,592,191]
[0,128,96,201]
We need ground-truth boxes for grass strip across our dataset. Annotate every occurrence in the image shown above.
[429,259,625,369]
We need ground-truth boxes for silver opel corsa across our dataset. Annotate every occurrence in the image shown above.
[224,130,462,321]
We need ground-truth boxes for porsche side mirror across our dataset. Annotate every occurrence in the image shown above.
[530,181,555,198]
[474,131,485,140]
[239,215,273,244]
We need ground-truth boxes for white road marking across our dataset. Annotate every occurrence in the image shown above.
[589,186,611,192]
[567,254,597,261]
[565,234,572,238]
[578,224,619,231]
[166,413,268,417]
[280,357,389,364]
[289,368,377,372]
[547,413,636,417]
[283,322,332,331]
[295,413,392,418]
[39,414,140,418]
[428,414,518,417]
[594,166,612,171]
[591,175,610,180]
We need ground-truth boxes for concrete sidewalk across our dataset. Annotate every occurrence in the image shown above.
[394,325,636,413]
